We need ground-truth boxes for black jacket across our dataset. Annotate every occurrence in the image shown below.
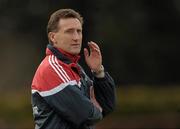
[31,44,116,129]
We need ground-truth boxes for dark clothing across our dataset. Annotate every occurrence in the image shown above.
[31,44,116,129]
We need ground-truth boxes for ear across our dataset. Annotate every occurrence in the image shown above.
[48,32,56,45]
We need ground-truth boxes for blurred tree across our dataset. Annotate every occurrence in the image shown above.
[0,0,180,89]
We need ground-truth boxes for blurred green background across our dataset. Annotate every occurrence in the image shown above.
[0,0,180,128]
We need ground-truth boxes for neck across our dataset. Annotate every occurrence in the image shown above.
[57,47,78,58]
[47,44,80,64]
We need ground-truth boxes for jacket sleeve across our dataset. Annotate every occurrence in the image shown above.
[93,72,116,117]
[38,65,102,128]
[42,84,102,128]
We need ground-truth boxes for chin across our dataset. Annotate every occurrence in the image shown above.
[72,52,80,55]
[69,49,81,55]
[71,51,80,55]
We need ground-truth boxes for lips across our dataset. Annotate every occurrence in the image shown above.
[71,44,80,47]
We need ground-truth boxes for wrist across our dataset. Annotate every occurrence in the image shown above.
[92,65,105,78]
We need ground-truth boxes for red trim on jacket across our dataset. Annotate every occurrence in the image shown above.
[32,47,81,92]
[46,47,80,63]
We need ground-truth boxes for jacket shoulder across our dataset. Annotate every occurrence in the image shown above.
[32,55,71,91]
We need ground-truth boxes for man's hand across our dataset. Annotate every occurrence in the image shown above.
[90,86,102,112]
[84,41,102,73]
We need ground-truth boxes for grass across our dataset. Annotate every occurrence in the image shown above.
[0,85,180,128]
[97,85,180,129]
[117,85,180,114]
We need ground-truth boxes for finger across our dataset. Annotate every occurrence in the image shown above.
[84,48,89,58]
[91,48,102,57]
[88,42,94,53]
[89,41,100,50]
[94,48,101,53]
[90,86,95,99]
[90,86,93,99]
[88,43,100,54]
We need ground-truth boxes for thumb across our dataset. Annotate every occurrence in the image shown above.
[90,86,95,100]
[84,48,89,59]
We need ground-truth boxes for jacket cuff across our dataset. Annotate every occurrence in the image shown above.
[92,65,105,78]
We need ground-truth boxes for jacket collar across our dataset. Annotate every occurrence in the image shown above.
[46,44,80,64]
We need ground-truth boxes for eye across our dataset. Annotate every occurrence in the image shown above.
[77,29,82,34]
[65,28,82,35]
[66,29,74,33]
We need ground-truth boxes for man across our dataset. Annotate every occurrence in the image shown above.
[31,8,116,129]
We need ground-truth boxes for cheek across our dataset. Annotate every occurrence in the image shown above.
[55,35,64,45]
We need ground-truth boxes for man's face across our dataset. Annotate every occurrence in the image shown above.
[50,18,82,55]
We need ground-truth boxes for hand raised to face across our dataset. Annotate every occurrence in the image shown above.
[84,41,102,73]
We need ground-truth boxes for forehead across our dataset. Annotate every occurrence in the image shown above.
[58,18,82,30]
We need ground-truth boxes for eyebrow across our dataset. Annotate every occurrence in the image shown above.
[65,28,82,31]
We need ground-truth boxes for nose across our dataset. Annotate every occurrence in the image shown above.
[72,31,81,40]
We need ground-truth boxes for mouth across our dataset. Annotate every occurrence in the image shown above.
[71,44,81,47]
